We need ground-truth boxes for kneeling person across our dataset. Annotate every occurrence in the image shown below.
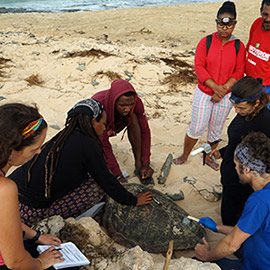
[92,79,154,185]
[195,131,270,270]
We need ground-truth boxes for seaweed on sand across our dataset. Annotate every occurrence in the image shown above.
[163,70,197,88]
[93,71,122,81]
[63,49,115,59]
[0,57,11,77]
[160,57,193,69]
[161,57,197,88]
[25,74,44,86]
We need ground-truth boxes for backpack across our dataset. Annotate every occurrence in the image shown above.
[206,34,240,55]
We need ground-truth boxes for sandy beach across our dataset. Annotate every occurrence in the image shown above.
[0,0,262,265]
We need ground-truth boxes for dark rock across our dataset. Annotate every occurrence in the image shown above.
[91,81,99,86]
[165,190,185,201]
[158,153,173,184]
[49,124,61,130]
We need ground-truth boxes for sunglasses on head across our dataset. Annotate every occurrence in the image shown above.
[229,89,263,104]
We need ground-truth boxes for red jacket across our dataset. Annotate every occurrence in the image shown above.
[195,32,245,96]
[92,80,151,177]
[246,18,270,86]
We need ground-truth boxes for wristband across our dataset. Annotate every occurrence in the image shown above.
[31,229,41,243]
[36,258,44,270]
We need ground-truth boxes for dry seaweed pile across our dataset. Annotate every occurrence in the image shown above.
[0,57,11,77]
[161,57,197,88]
[24,74,44,86]
[93,71,122,81]
[63,49,115,59]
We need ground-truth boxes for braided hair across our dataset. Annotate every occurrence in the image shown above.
[28,99,104,198]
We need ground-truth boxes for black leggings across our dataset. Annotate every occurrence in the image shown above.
[221,185,253,226]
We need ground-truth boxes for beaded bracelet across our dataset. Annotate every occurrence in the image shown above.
[36,258,44,270]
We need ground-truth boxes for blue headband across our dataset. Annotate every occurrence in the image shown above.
[230,88,263,104]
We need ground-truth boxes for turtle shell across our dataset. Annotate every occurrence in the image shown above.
[102,183,206,253]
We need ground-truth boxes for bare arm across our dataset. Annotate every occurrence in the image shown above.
[0,178,63,270]
[195,226,250,262]
[216,224,234,235]
[0,178,42,270]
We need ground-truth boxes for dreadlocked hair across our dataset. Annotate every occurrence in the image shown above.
[27,113,103,198]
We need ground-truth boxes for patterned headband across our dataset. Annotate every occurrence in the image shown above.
[67,99,104,119]
[235,143,267,173]
[22,116,44,139]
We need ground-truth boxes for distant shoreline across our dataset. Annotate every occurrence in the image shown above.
[0,7,88,14]
[0,0,223,14]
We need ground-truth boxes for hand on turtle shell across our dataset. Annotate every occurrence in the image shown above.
[198,217,218,232]
[136,191,152,206]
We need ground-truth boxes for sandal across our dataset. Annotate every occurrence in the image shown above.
[205,160,219,171]
[173,157,185,165]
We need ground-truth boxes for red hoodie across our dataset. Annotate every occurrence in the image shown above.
[92,80,151,177]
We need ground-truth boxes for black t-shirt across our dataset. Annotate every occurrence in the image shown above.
[9,131,137,208]
[220,107,270,186]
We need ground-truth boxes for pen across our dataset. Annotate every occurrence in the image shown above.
[153,197,162,206]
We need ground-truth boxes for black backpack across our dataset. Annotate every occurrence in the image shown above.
[206,34,240,55]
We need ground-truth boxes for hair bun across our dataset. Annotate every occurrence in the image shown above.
[217,1,236,19]
[222,1,236,9]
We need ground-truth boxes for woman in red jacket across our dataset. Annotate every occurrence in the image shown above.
[173,1,245,168]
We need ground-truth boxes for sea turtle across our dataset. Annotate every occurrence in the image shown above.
[102,183,206,253]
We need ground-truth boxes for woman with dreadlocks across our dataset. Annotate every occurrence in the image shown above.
[10,99,152,226]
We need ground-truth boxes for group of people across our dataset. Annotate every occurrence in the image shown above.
[178,0,270,269]
[173,0,270,167]
[0,94,154,269]
[0,0,269,269]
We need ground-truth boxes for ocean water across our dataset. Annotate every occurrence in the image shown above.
[0,0,221,13]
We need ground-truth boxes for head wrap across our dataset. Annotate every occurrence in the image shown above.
[22,115,44,139]
[67,99,104,119]
[235,143,267,173]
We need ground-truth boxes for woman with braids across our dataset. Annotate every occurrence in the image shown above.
[0,103,64,270]
[10,99,152,226]
[208,76,270,226]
